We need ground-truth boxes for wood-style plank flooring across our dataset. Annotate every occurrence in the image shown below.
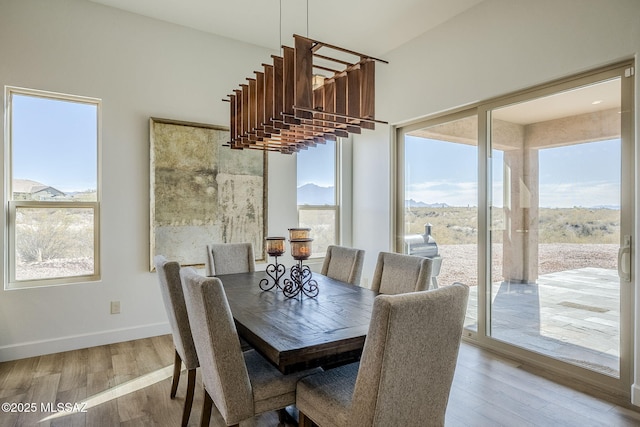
[1,334,640,426]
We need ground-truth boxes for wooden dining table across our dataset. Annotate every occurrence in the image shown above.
[216,270,378,374]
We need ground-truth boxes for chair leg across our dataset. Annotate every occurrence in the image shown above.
[299,411,316,427]
[277,408,289,423]
[181,368,197,427]
[201,388,213,427]
[170,349,182,398]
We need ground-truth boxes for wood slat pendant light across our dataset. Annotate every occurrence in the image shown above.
[223,34,387,153]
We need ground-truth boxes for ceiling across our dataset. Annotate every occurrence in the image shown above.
[87,0,484,56]
[493,79,621,125]
[85,0,617,125]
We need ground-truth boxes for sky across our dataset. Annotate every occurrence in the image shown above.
[404,135,621,209]
[11,93,98,193]
[537,140,620,208]
[405,136,479,207]
[297,139,335,187]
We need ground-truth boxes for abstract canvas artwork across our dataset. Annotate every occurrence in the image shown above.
[150,118,266,271]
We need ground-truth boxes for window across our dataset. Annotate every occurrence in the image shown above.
[5,87,101,289]
[296,139,338,257]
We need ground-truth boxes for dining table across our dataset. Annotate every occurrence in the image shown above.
[216,270,378,374]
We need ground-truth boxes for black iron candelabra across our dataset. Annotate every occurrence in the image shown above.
[259,232,319,299]
[282,260,319,299]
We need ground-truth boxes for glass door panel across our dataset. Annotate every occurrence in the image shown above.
[489,78,624,377]
[402,115,478,331]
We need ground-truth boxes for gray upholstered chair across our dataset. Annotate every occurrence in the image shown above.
[370,251,433,294]
[321,245,365,285]
[179,268,321,427]
[153,255,199,427]
[205,242,256,351]
[297,283,469,427]
[205,242,256,276]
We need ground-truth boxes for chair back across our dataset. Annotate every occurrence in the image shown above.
[180,268,254,422]
[153,255,199,370]
[349,283,469,426]
[205,242,256,276]
[370,252,432,294]
[321,245,365,285]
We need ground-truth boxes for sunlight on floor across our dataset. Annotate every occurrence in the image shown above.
[39,365,174,422]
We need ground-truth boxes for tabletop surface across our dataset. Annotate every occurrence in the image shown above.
[217,270,378,374]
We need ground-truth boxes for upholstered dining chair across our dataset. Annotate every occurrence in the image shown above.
[153,255,199,427]
[205,242,256,276]
[370,251,433,294]
[205,242,256,351]
[179,268,321,427]
[296,283,469,427]
[321,245,365,285]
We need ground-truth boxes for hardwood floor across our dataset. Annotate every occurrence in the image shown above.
[1,335,640,426]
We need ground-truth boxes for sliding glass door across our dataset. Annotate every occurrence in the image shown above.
[487,73,631,382]
[396,111,479,332]
[396,62,634,394]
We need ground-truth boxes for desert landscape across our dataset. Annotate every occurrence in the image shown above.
[404,206,620,287]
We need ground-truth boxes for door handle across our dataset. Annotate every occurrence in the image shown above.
[618,235,631,282]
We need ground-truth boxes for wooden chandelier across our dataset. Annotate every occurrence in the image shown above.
[224,34,387,153]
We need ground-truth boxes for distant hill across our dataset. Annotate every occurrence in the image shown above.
[542,205,621,210]
[590,205,620,210]
[405,199,450,208]
[297,183,334,205]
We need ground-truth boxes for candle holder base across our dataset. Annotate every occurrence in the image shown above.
[282,260,318,299]
[259,256,285,291]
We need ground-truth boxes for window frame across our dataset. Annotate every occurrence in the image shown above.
[5,86,102,289]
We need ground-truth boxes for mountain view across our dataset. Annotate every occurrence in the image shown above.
[297,183,335,205]
[405,199,450,208]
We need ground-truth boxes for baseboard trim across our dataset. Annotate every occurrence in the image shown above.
[0,322,171,362]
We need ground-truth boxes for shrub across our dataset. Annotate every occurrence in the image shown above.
[16,209,93,263]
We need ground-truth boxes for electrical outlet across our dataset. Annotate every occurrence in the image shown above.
[110,301,121,314]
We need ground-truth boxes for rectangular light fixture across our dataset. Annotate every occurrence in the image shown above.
[224,34,387,153]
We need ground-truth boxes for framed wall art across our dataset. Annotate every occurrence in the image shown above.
[149,117,266,271]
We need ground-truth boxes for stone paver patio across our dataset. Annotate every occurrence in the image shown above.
[464,267,619,376]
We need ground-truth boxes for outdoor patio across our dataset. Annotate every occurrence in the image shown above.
[464,267,619,376]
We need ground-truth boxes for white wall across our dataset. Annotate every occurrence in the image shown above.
[0,0,298,360]
[351,0,640,401]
